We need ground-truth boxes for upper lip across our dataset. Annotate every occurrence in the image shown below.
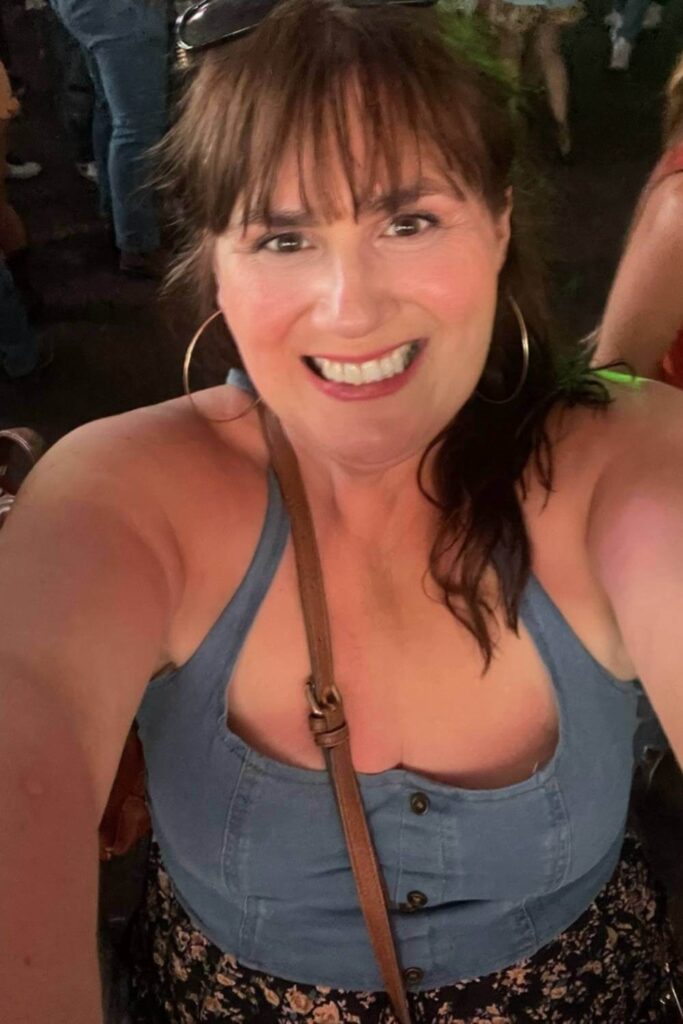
[303,340,423,364]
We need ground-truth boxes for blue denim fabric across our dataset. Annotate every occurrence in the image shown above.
[613,0,649,42]
[0,262,38,378]
[137,377,642,991]
[49,0,168,252]
[43,6,94,164]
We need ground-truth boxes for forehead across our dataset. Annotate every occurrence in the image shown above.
[279,143,456,201]
[233,124,469,228]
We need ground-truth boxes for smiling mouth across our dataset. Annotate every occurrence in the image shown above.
[303,340,423,386]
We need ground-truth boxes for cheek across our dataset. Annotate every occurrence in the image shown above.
[216,265,308,359]
[400,242,499,325]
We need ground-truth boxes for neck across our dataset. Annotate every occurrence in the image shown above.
[288,437,439,554]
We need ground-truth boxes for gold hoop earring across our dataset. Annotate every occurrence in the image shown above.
[475,295,530,405]
[183,309,263,422]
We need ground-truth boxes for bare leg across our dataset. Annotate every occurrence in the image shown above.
[533,21,571,154]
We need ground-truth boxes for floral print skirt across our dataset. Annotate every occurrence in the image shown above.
[128,835,682,1023]
[485,0,584,33]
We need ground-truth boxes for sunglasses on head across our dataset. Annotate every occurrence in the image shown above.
[177,0,437,52]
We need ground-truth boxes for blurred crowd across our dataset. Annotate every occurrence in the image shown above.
[0,0,682,391]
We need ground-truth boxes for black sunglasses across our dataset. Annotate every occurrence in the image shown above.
[177,0,437,52]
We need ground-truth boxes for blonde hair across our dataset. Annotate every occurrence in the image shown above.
[664,54,683,145]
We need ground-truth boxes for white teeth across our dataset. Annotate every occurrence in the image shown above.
[343,363,362,385]
[390,349,405,374]
[314,359,346,383]
[361,361,382,384]
[311,341,419,386]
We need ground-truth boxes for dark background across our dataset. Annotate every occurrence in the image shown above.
[2,0,683,949]
[3,0,683,442]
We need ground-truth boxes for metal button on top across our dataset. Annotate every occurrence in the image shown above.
[407,890,428,909]
[410,792,430,815]
[403,966,424,986]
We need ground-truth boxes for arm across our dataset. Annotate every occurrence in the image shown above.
[587,385,683,763]
[0,425,183,1024]
[595,175,683,378]
[0,60,20,120]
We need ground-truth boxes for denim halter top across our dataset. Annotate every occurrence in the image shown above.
[136,377,642,991]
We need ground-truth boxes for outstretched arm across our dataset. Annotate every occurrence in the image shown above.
[588,383,683,764]
[0,424,182,1024]
[595,174,683,379]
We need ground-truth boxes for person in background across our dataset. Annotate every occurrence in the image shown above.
[48,0,169,278]
[42,3,98,183]
[485,0,582,159]
[0,0,43,179]
[0,58,42,379]
[605,0,665,72]
[0,2,22,90]
[595,53,683,386]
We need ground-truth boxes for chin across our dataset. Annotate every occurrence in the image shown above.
[304,416,442,474]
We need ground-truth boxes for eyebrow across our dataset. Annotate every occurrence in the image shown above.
[242,177,457,229]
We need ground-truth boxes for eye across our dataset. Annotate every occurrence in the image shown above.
[258,232,312,254]
[384,213,439,239]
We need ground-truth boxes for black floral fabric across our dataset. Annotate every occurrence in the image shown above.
[485,0,584,31]
[128,835,681,1023]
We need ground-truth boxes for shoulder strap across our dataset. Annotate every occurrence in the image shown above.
[259,408,412,1024]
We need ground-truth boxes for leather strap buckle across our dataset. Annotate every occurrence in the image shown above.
[306,677,342,717]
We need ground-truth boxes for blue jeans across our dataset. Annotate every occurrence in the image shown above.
[43,6,95,164]
[0,262,38,379]
[50,0,168,253]
[613,0,650,43]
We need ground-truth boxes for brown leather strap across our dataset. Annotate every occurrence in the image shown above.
[260,408,412,1024]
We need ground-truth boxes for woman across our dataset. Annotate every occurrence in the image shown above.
[596,54,683,387]
[485,0,582,158]
[1,2,682,1022]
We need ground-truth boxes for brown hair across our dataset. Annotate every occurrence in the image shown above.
[664,54,683,145]
[162,0,608,667]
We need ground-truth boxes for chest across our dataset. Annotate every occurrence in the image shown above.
[227,542,560,788]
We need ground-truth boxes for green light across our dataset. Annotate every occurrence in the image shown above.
[595,369,645,389]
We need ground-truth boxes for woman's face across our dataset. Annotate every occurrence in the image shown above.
[214,143,511,473]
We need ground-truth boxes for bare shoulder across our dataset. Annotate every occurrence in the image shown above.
[583,378,683,531]
[539,376,683,495]
[577,381,683,761]
[520,378,683,679]
[586,376,683,477]
[0,387,272,808]
[524,376,683,580]
[22,384,268,531]
[35,384,264,481]
[13,384,272,657]
[530,375,683,558]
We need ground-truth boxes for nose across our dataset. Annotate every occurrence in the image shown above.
[310,249,398,340]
